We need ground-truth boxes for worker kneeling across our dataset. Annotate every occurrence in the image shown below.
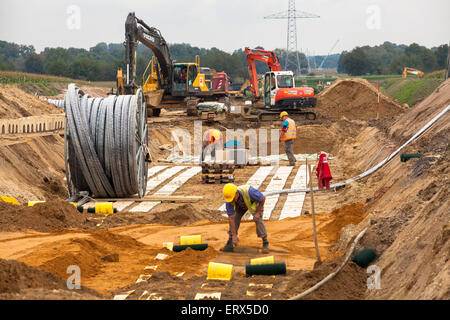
[222,183,269,253]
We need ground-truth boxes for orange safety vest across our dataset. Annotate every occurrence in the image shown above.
[281,118,297,141]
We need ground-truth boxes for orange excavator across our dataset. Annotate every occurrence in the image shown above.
[244,47,317,120]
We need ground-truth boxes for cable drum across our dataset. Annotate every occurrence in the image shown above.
[64,84,149,199]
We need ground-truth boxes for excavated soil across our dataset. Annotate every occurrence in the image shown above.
[0,79,448,300]
[0,84,63,119]
[0,258,102,299]
[0,200,95,232]
[317,78,407,120]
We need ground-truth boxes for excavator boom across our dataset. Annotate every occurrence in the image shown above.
[245,47,282,99]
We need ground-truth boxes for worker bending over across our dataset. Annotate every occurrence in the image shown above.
[280,111,297,166]
[222,183,269,253]
[201,129,223,162]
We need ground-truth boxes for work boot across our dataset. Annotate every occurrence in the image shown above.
[221,238,234,252]
[262,239,269,253]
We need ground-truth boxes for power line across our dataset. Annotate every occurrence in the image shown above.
[264,0,319,77]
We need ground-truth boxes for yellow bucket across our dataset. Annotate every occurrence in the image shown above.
[1,196,19,205]
[250,256,275,265]
[27,200,45,207]
[207,262,233,281]
[180,235,202,245]
[95,202,114,215]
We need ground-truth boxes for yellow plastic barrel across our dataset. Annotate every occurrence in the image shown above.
[27,200,45,207]
[207,262,233,280]
[250,256,275,265]
[1,196,19,205]
[180,235,202,245]
[94,202,114,215]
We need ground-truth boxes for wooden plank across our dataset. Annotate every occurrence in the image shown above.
[155,166,202,195]
[262,166,293,220]
[279,165,309,220]
[145,166,187,195]
[128,201,160,213]
[95,195,203,203]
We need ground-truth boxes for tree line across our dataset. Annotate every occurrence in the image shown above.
[1,40,448,82]
[338,41,448,76]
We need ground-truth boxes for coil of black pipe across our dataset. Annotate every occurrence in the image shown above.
[64,84,149,198]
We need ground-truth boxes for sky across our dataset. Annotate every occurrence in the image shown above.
[0,0,449,55]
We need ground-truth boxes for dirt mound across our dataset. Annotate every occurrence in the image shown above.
[317,78,407,120]
[0,134,67,202]
[0,258,101,299]
[0,84,63,119]
[100,204,226,228]
[0,200,95,232]
[149,204,225,225]
[281,258,367,300]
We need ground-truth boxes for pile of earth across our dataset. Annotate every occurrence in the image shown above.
[99,204,226,228]
[0,200,96,232]
[317,78,407,120]
[0,258,102,300]
[0,84,62,119]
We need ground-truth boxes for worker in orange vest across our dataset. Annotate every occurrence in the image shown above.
[201,128,223,162]
[280,111,297,166]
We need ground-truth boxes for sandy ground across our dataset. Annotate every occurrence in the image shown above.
[0,80,448,300]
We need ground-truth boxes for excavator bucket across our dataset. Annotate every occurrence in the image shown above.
[144,89,164,107]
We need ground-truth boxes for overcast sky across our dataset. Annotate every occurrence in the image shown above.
[0,0,448,55]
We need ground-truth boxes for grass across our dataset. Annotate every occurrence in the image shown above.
[0,71,115,96]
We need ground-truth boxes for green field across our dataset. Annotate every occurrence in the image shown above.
[0,71,114,96]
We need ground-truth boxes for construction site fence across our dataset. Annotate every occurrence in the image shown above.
[0,114,65,135]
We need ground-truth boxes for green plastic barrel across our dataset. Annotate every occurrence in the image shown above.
[172,243,208,252]
[352,248,377,268]
[245,263,286,276]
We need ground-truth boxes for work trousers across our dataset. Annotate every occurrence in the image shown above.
[318,178,331,190]
[284,139,296,165]
[228,206,267,239]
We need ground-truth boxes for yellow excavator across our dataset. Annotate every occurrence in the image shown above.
[402,67,424,78]
[116,12,229,116]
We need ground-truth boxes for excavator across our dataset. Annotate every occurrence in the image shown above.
[244,47,317,121]
[116,12,229,116]
[402,67,424,78]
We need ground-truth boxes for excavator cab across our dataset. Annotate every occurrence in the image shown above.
[172,57,209,96]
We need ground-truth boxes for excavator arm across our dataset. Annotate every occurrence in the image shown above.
[244,47,282,99]
[123,12,173,94]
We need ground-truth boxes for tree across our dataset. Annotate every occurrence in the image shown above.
[25,53,44,74]
[339,47,371,75]
[46,59,69,77]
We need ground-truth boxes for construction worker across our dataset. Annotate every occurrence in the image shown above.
[280,111,297,166]
[316,152,333,190]
[221,183,269,253]
[201,128,223,162]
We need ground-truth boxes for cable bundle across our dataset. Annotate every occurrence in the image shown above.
[64,84,148,198]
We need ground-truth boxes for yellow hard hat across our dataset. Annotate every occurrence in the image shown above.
[280,111,288,119]
[223,183,238,202]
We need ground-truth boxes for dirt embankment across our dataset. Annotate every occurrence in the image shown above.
[317,78,407,120]
[0,258,102,299]
[0,84,63,119]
